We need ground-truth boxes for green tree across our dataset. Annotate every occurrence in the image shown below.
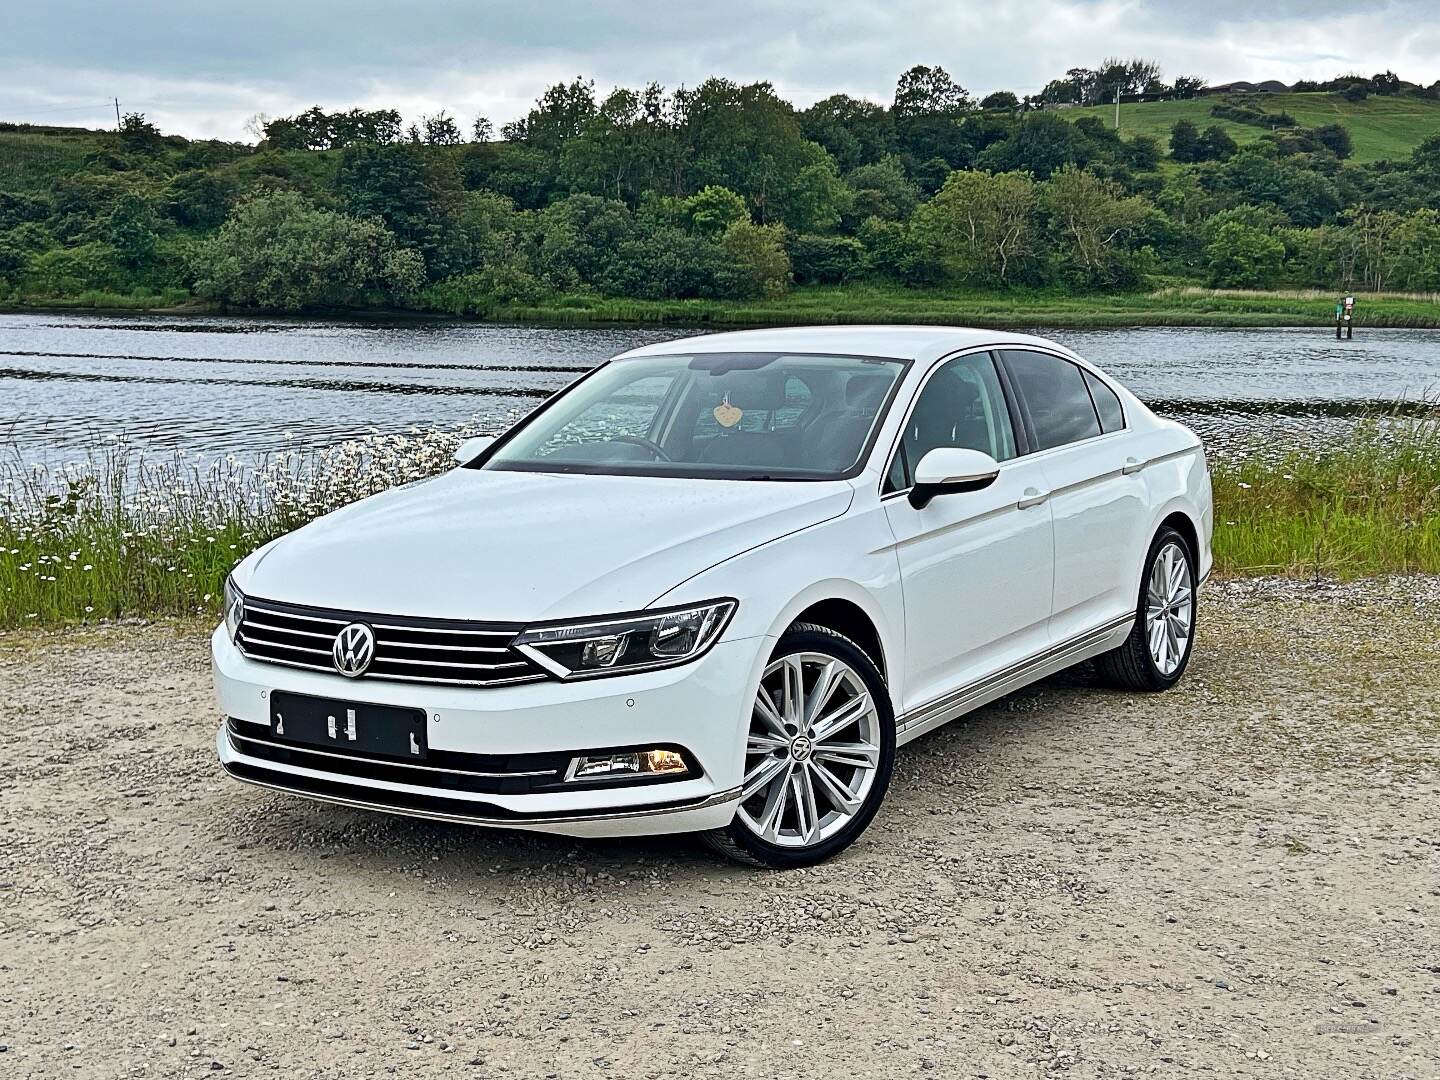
[977,113,1092,179]
[1198,125,1238,162]
[1169,119,1203,163]
[786,234,865,284]
[980,91,1020,111]
[843,157,921,223]
[799,95,893,171]
[1041,166,1153,287]
[911,169,1041,286]
[504,78,598,150]
[117,112,164,155]
[194,191,424,310]
[421,112,463,146]
[338,143,469,278]
[893,65,973,170]
[1204,220,1285,287]
[681,186,749,237]
[716,221,791,298]
[106,193,158,267]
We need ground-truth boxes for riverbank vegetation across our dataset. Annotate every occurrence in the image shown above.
[2,411,1437,628]
[4,62,1440,325]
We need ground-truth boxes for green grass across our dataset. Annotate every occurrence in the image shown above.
[1211,409,1440,577]
[9,282,1440,328]
[1065,92,1440,163]
[0,129,100,191]
[435,283,1440,329]
[2,412,1437,629]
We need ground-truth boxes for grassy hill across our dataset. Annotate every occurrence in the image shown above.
[1064,92,1440,163]
[0,126,105,192]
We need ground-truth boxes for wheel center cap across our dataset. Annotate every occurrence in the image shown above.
[790,735,814,762]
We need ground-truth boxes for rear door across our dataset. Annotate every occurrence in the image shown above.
[883,351,1054,716]
[997,349,1147,643]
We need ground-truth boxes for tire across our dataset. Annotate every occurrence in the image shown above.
[1095,525,1197,692]
[702,622,896,869]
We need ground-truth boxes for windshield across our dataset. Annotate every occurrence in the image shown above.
[480,351,908,480]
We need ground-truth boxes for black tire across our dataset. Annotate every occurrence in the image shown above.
[702,622,896,869]
[1095,525,1197,692]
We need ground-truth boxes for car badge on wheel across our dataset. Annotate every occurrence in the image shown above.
[333,622,376,678]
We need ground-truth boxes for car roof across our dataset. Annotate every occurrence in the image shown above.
[617,325,1078,365]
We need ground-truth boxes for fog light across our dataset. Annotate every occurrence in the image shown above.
[565,749,689,782]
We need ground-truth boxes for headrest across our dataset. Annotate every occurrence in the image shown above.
[845,373,891,410]
[709,370,786,411]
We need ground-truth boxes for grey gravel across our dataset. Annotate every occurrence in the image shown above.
[1,578,1437,1078]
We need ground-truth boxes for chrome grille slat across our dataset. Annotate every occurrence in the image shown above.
[238,633,332,658]
[243,618,337,640]
[237,597,546,688]
[371,622,516,637]
[373,656,531,671]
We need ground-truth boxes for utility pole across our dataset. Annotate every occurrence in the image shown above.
[1114,84,1121,131]
[114,98,121,128]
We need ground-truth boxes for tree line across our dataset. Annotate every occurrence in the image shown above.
[3,60,1440,313]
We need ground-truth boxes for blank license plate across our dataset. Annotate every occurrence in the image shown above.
[268,691,428,760]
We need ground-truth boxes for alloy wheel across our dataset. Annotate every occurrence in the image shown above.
[1145,540,1193,676]
[735,652,883,849]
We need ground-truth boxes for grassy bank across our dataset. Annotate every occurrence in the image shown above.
[7,283,1440,328]
[3,411,1438,628]
[1064,91,1440,165]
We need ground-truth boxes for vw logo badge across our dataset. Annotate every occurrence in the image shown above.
[332,622,376,678]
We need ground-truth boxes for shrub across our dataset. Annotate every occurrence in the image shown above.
[193,190,425,311]
[787,234,865,284]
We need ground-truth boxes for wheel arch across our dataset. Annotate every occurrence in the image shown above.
[1158,508,1200,567]
[762,579,896,691]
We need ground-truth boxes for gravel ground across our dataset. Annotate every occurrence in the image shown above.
[2,578,1437,1079]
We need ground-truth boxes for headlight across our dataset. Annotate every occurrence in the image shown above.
[223,576,245,644]
[513,599,736,680]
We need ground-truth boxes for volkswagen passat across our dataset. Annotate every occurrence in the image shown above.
[215,326,1212,867]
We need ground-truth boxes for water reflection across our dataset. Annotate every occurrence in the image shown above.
[2,313,1438,468]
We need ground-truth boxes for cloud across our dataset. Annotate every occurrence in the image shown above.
[1,0,1433,140]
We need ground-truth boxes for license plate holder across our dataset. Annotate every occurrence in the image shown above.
[268,691,428,760]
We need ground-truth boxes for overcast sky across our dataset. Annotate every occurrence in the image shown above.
[4,1,1437,140]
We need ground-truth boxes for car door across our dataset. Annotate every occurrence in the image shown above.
[997,349,1147,644]
[882,351,1054,719]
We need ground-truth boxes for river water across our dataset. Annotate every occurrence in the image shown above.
[2,312,1437,468]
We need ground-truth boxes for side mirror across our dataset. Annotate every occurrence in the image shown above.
[453,435,496,464]
[908,447,1000,509]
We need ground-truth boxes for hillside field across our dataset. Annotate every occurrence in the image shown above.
[1065,91,1440,163]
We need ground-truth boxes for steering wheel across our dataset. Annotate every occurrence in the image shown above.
[612,434,672,461]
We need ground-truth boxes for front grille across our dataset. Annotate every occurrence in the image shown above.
[236,596,548,688]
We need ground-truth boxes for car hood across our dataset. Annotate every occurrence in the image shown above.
[238,468,854,621]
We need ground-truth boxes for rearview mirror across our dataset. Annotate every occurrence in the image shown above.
[909,448,1000,509]
[453,435,496,464]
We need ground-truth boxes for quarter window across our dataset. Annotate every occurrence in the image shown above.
[886,352,1016,492]
[1083,370,1125,432]
[1000,350,1102,451]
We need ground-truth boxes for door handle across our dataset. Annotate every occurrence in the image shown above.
[1122,457,1144,475]
[1017,487,1049,510]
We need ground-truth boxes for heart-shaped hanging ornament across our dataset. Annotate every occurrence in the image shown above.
[713,395,743,428]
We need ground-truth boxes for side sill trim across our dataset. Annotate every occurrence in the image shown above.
[896,613,1134,734]
[221,758,742,828]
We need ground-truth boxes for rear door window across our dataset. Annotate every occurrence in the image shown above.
[1000,350,1102,452]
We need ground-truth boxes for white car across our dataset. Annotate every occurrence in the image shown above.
[215,326,1212,867]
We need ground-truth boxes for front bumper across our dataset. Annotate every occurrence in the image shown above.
[212,626,762,837]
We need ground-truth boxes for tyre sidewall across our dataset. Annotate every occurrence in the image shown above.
[722,626,896,869]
